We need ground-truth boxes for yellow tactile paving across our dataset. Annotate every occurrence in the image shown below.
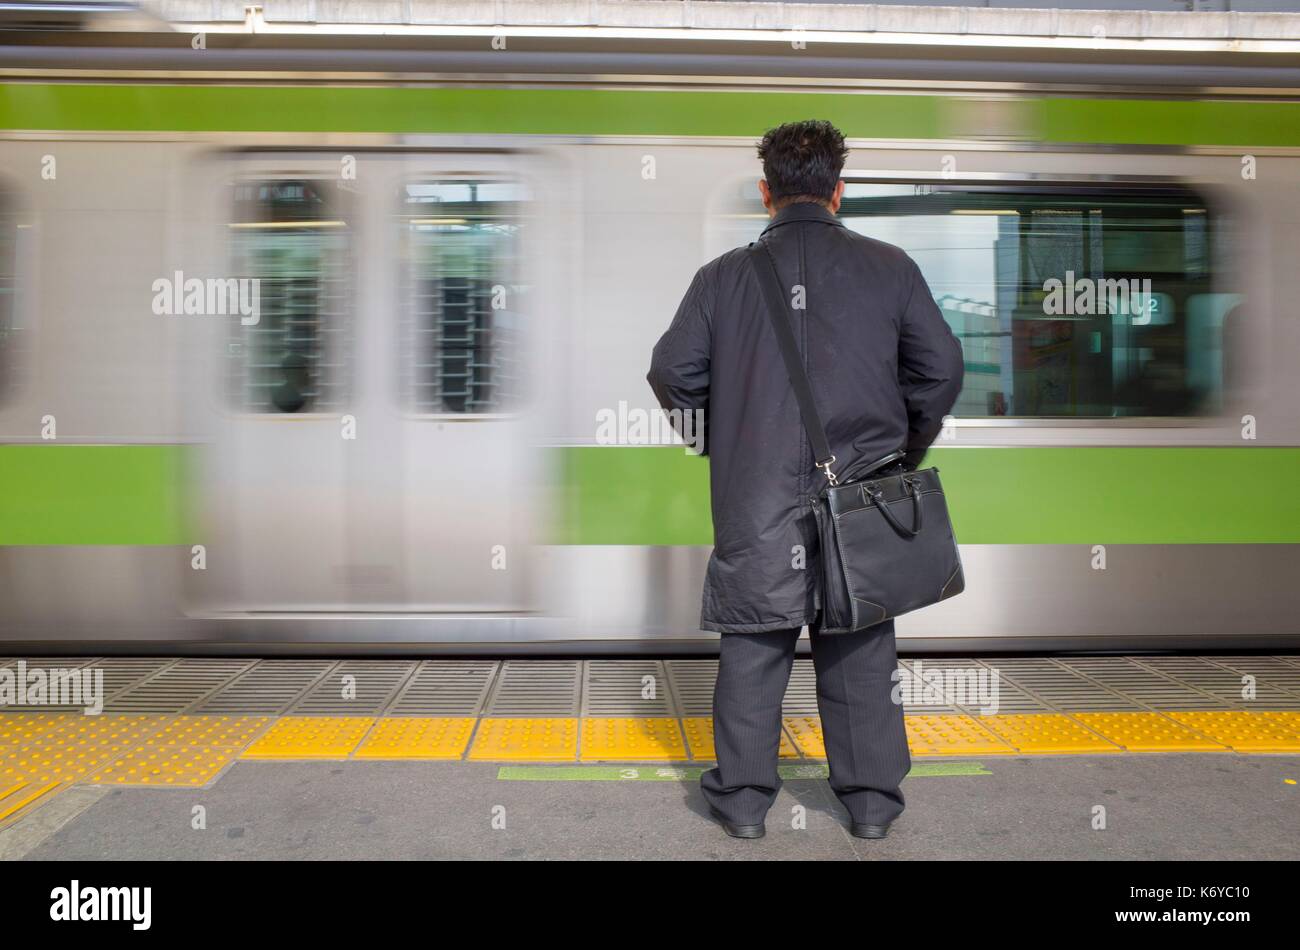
[0,778,64,823]
[0,715,171,784]
[43,715,167,752]
[905,715,1017,756]
[1163,711,1300,753]
[0,744,107,785]
[0,721,157,785]
[0,708,1295,780]
[1261,711,1300,734]
[145,716,271,748]
[783,717,827,758]
[468,718,578,761]
[975,714,1124,754]
[354,718,476,759]
[681,717,799,760]
[1073,712,1228,752]
[0,713,75,747]
[241,717,375,759]
[580,718,689,761]
[87,745,240,787]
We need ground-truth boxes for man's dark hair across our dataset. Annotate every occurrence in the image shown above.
[756,120,849,207]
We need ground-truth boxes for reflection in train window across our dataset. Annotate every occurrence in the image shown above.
[0,186,21,401]
[400,180,525,414]
[838,183,1239,417]
[228,180,352,413]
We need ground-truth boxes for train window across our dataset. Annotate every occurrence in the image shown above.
[227,179,352,413]
[399,179,525,414]
[837,182,1238,418]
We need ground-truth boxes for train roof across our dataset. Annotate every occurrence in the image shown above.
[4,0,1300,92]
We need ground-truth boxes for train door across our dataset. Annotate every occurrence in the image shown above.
[376,154,538,612]
[186,150,539,616]
[184,157,368,611]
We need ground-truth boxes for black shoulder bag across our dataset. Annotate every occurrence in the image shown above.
[748,243,965,633]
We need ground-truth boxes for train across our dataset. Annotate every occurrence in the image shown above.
[1,2,1299,653]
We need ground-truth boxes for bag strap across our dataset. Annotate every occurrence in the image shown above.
[747,242,839,486]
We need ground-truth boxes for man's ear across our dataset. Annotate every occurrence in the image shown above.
[828,180,846,213]
[758,179,772,213]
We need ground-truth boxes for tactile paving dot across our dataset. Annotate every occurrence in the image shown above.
[1163,711,1300,752]
[145,716,271,748]
[0,713,75,747]
[87,745,239,787]
[904,715,1016,756]
[354,718,476,759]
[1073,712,1227,752]
[580,718,689,761]
[782,717,826,757]
[974,714,1123,754]
[681,717,799,761]
[241,717,375,759]
[468,718,578,761]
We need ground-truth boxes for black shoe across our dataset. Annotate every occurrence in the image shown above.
[709,807,765,839]
[850,821,891,840]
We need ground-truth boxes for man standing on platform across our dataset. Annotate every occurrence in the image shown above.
[647,120,963,839]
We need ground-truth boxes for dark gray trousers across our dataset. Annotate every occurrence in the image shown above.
[700,621,909,827]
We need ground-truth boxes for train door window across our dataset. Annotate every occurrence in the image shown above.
[399,179,526,414]
[227,179,353,413]
[836,183,1238,418]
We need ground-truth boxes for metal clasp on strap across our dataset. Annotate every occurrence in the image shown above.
[816,455,838,487]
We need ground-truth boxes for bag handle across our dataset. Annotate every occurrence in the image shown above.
[864,479,924,538]
[747,243,839,486]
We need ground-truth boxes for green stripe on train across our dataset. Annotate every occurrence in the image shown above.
[0,445,190,546]
[0,84,949,137]
[5,83,1300,146]
[555,446,1300,546]
[3,444,1298,546]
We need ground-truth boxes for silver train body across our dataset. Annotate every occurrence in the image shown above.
[1,18,1299,653]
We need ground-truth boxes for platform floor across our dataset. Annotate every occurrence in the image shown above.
[2,654,1298,859]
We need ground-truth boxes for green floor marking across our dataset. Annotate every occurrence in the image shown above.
[496,762,991,781]
[498,765,710,782]
[904,761,994,777]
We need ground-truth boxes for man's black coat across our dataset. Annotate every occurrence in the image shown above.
[648,201,964,633]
